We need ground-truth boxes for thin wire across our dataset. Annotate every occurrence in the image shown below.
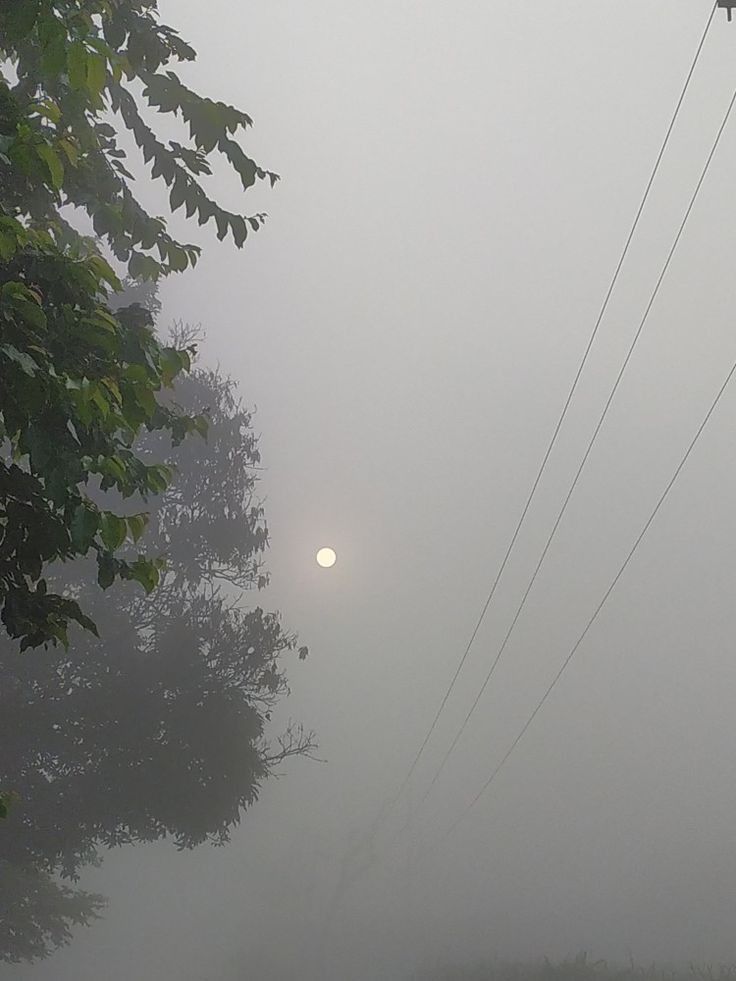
[385,0,718,812]
[435,352,736,845]
[415,82,736,813]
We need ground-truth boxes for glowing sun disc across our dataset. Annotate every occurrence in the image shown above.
[316,547,337,568]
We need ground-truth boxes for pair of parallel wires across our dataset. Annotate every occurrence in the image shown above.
[386,0,736,846]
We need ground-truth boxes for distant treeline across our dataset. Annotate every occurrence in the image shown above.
[416,954,736,981]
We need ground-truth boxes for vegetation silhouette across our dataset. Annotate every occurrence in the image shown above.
[413,951,736,981]
[0,319,314,962]
[415,955,736,981]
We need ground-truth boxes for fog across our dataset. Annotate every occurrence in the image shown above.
[5,1,736,978]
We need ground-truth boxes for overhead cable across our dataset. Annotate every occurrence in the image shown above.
[385,0,719,815]
[437,343,736,844]
[415,79,736,813]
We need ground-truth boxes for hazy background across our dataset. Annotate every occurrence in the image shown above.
[6,1,736,977]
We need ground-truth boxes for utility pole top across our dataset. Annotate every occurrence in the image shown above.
[719,1,736,21]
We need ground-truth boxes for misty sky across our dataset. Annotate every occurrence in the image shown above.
[7,2,736,978]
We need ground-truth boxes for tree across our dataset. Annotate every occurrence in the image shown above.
[0,256,200,650]
[0,862,105,965]
[0,1,276,276]
[0,338,314,960]
[0,0,275,648]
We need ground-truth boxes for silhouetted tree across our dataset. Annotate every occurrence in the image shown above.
[0,332,314,959]
[0,862,105,964]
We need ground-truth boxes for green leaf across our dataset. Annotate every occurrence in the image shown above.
[146,464,171,494]
[3,290,48,332]
[67,42,88,91]
[101,456,126,482]
[0,231,16,261]
[89,385,110,418]
[100,512,127,551]
[125,557,161,593]
[71,504,100,551]
[102,13,126,50]
[97,553,116,590]
[128,252,162,281]
[75,612,100,638]
[133,384,157,416]
[86,255,121,289]
[166,245,189,273]
[58,137,79,167]
[35,143,64,190]
[160,348,187,386]
[126,513,149,543]
[37,8,63,47]
[86,52,107,100]
[230,215,248,248]
[18,300,47,331]
[49,623,70,649]
[41,35,66,76]
[34,98,61,124]
[0,791,19,821]
[169,176,187,212]
[220,138,257,190]
[93,308,120,332]
[1,345,38,376]
[214,210,229,241]
[4,0,40,41]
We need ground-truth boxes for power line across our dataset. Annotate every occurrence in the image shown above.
[414,80,736,814]
[435,346,736,845]
[384,0,718,814]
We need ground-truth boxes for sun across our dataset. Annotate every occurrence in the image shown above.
[316,547,337,568]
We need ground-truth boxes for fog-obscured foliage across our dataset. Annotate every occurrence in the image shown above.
[416,959,736,981]
[7,2,736,978]
[0,863,104,965]
[0,314,313,961]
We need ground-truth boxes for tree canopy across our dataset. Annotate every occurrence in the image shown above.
[1,0,275,274]
[0,0,275,648]
[0,862,104,965]
[0,337,313,961]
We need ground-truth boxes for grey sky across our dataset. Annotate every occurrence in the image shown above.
[7,2,736,978]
